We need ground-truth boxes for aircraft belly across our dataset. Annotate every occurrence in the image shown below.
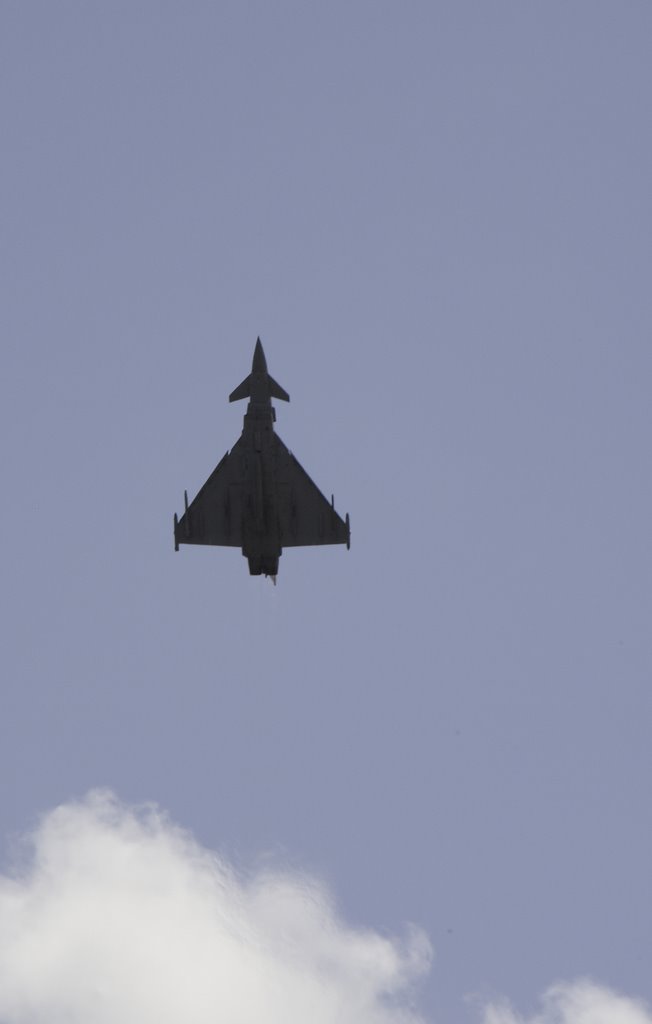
[241,454,281,558]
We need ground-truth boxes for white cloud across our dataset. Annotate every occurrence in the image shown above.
[1,793,650,1024]
[0,790,431,1024]
[483,979,652,1024]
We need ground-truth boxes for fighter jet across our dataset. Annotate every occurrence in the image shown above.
[174,338,350,580]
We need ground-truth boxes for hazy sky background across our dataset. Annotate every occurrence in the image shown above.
[1,3,651,1021]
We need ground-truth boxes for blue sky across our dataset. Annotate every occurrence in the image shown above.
[1,4,651,1021]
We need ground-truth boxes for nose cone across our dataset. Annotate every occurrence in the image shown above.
[252,337,267,373]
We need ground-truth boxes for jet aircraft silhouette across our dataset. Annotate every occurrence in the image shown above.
[174,339,350,580]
